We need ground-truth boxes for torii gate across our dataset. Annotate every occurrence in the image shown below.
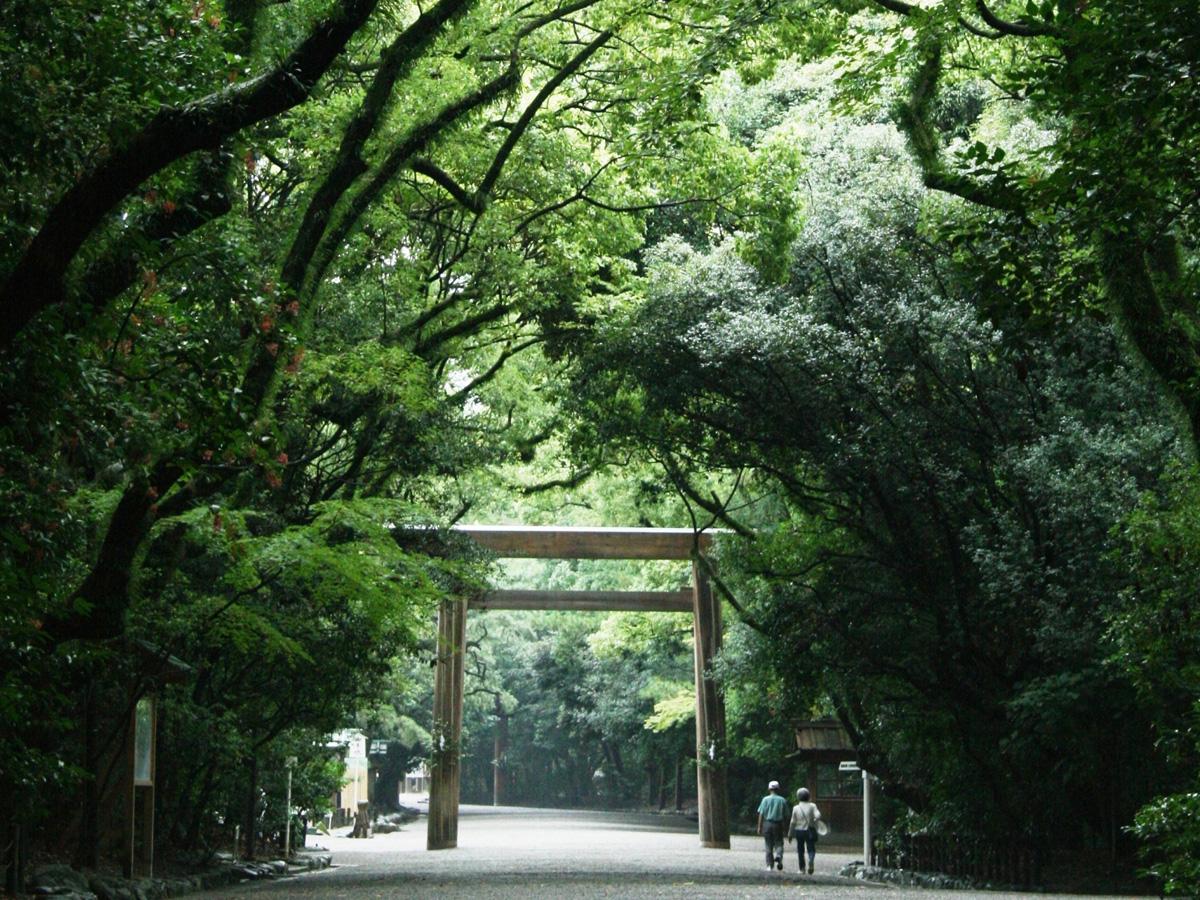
[426,525,730,851]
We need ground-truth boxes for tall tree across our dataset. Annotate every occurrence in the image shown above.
[557,58,1187,859]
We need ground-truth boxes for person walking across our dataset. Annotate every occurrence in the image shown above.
[756,780,789,871]
[788,786,822,874]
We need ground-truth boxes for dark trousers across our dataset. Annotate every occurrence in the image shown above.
[763,820,785,866]
[794,826,817,869]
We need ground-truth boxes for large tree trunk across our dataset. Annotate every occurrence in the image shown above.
[1100,230,1200,450]
[184,763,220,851]
[45,469,175,641]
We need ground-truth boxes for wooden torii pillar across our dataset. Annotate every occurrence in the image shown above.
[426,595,467,850]
[692,558,730,848]
[426,526,730,851]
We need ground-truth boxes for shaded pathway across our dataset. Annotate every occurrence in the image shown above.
[192,806,1135,899]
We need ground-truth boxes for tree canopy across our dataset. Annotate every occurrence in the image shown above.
[2,0,1199,891]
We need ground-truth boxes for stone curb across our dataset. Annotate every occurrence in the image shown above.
[839,862,1038,892]
[27,851,334,899]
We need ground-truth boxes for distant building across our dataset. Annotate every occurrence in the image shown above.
[403,762,431,796]
[328,729,370,825]
[791,720,863,837]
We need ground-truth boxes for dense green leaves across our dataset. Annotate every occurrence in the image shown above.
[2,0,1199,885]
[553,55,1190,859]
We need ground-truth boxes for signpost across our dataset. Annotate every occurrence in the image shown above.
[127,697,157,878]
[839,761,870,865]
[284,757,297,859]
[862,769,871,865]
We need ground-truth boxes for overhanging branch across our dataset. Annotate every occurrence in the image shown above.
[474,29,614,205]
[695,551,767,636]
[894,42,1024,213]
[974,0,1056,37]
[411,158,483,212]
[0,0,382,348]
[870,0,917,15]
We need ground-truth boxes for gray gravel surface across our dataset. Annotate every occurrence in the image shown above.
[192,806,1140,899]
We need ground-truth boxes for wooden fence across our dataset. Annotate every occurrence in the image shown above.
[873,832,1042,888]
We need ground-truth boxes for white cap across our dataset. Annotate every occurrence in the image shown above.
[768,780,780,790]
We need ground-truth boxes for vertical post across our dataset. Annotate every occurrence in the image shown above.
[427,597,467,850]
[492,695,508,807]
[3,823,23,894]
[284,757,296,859]
[126,695,157,878]
[691,560,730,848]
[863,769,872,865]
[137,785,155,877]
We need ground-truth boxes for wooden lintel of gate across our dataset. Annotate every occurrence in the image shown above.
[452,524,710,560]
[471,589,693,612]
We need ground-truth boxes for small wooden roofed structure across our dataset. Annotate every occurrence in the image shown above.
[790,720,864,838]
[794,719,855,755]
[426,525,729,852]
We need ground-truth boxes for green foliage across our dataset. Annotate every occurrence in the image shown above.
[1109,464,1200,889]
[556,56,1188,850]
[454,609,696,808]
[644,689,696,734]
[1,0,1198,879]
[127,497,475,850]
[0,0,236,258]
[1131,792,1200,896]
[1112,467,1200,749]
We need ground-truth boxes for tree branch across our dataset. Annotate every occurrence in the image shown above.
[1099,229,1200,445]
[77,148,236,315]
[894,42,1023,212]
[694,551,767,636]
[974,0,1056,37]
[474,29,614,206]
[45,460,184,641]
[416,301,511,355]
[447,336,542,401]
[516,0,603,38]
[0,0,383,347]
[411,158,482,212]
[667,466,755,538]
[870,0,917,15]
[306,63,521,294]
[411,30,614,217]
[278,0,476,299]
[519,467,594,495]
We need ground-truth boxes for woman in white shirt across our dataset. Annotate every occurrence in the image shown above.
[787,787,821,874]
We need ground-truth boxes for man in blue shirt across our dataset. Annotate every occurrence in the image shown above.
[756,779,789,871]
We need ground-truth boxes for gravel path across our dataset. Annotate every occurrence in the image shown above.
[192,806,1137,899]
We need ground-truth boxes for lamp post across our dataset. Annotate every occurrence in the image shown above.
[862,769,872,865]
[839,760,871,866]
[284,757,297,859]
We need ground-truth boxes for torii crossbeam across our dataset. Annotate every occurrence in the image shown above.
[426,526,730,851]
